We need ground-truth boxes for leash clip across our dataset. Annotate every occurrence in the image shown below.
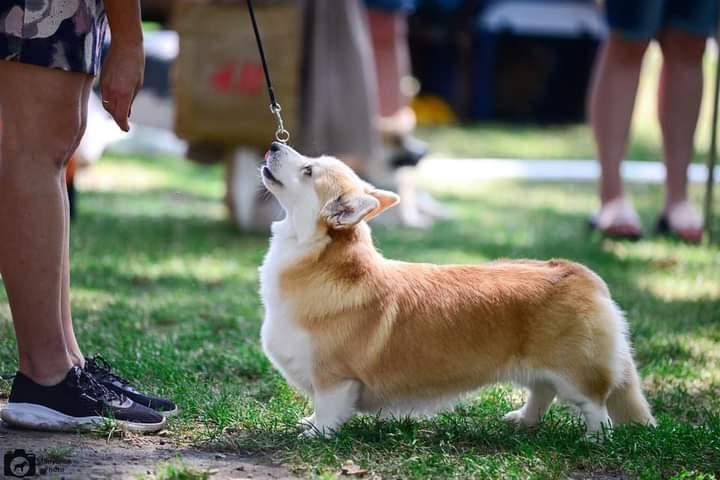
[247,0,290,144]
[270,103,290,144]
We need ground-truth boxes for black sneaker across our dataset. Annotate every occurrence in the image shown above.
[84,356,178,416]
[0,366,165,433]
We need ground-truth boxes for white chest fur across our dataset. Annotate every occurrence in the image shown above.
[259,221,326,395]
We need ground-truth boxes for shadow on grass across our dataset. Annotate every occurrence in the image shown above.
[153,181,719,477]
[205,394,720,479]
[71,185,719,341]
[67,183,718,379]
[2,180,717,478]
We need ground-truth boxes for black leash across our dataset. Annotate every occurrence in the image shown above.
[246,0,290,144]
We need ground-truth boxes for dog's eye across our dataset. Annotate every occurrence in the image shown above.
[302,166,313,177]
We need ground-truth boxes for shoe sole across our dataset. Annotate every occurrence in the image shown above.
[159,406,179,417]
[0,403,166,433]
[101,385,178,418]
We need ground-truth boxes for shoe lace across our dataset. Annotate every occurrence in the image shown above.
[86,355,131,388]
[71,366,122,404]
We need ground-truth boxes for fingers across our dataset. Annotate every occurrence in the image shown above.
[99,43,144,132]
[101,84,136,132]
[114,93,132,132]
[101,97,115,123]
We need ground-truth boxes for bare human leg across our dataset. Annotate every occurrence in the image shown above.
[656,29,706,242]
[367,9,407,119]
[0,61,91,386]
[61,78,94,367]
[588,33,649,237]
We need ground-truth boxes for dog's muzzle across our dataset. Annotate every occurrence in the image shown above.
[262,165,283,186]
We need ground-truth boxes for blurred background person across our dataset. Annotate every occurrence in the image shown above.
[588,0,718,243]
[365,0,451,227]
[299,0,381,177]
[366,0,429,167]
[300,0,446,227]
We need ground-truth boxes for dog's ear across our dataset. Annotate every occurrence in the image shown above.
[322,193,380,229]
[364,188,400,222]
[322,189,400,229]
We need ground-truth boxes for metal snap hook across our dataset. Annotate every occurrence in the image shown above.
[270,103,289,144]
[275,128,290,143]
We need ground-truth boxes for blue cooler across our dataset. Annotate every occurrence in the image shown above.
[408,0,469,114]
[471,0,606,124]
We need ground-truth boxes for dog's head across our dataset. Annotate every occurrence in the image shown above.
[262,142,399,241]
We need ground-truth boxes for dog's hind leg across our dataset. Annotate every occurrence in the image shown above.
[503,381,556,427]
[301,380,361,438]
[554,373,612,436]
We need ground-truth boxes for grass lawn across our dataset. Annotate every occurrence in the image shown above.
[1,152,719,479]
[421,45,719,164]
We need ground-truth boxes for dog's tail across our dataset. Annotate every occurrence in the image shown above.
[607,356,656,426]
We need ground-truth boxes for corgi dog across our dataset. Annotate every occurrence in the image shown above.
[259,142,655,437]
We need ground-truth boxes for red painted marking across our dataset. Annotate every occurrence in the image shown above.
[209,62,265,96]
[237,63,264,94]
[210,62,235,93]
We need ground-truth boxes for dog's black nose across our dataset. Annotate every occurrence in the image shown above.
[269,142,282,153]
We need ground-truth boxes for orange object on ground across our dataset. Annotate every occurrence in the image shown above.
[66,153,78,185]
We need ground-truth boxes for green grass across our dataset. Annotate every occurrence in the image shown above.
[142,21,164,33]
[1,153,719,479]
[140,459,210,480]
[38,446,73,465]
[421,46,719,163]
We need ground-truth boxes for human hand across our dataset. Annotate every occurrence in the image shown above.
[100,40,144,132]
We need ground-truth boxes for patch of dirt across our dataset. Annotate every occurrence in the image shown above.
[0,415,296,479]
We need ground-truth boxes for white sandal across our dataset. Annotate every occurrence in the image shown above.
[589,197,643,240]
[656,201,704,243]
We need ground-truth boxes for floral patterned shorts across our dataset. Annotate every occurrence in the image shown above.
[0,0,107,76]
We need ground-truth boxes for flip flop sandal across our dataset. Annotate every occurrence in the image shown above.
[655,202,704,244]
[587,217,643,241]
[587,197,644,241]
[655,215,704,244]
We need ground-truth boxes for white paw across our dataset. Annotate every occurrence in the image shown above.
[584,421,613,442]
[298,425,329,439]
[298,414,316,430]
[502,409,538,427]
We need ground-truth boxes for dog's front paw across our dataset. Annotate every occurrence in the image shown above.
[298,413,316,430]
[298,425,329,439]
[502,409,538,427]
